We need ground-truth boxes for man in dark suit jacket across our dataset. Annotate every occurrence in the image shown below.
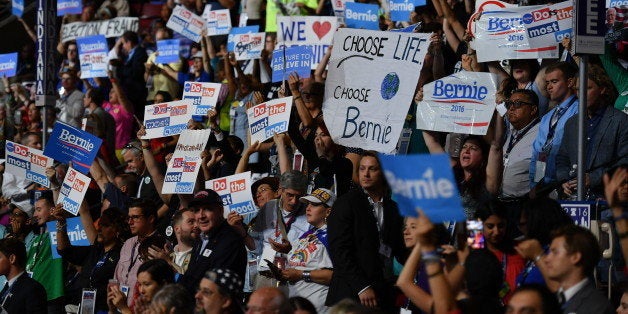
[178,189,247,294]
[0,237,47,313]
[544,225,613,314]
[325,151,406,310]
[114,31,148,119]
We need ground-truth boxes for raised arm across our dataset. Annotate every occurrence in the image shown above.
[138,127,171,204]
[90,157,114,192]
[314,46,332,82]
[109,71,134,114]
[485,113,504,195]
[396,242,434,313]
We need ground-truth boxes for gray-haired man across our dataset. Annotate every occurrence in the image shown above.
[250,170,310,289]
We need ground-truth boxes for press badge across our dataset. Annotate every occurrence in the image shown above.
[120,285,129,296]
[379,243,392,258]
[534,161,546,183]
[80,289,96,314]
[202,249,212,257]
[400,308,412,314]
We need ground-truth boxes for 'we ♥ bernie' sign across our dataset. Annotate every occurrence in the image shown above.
[277,16,338,69]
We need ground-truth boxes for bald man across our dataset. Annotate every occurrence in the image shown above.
[246,287,291,314]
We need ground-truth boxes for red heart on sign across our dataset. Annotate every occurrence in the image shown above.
[312,21,332,40]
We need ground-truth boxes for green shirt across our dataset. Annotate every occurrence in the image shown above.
[26,232,64,301]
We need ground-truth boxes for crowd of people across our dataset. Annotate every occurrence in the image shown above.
[0,0,627,313]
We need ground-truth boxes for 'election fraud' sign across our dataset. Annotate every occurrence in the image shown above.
[57,0,82,16]
[142,100,194,139]
[271,46,312,83]
[77,35,108,79]
[228,26,260,52]
[389,0,426,22]
[205,172,257,215]
[560,201,591,228]
[44,122,103,174]
[5,141,54,187]
[167,5,206,43]
[379,153,465,222]
[156,39,181,64]
[57,167,91,215]
[233,32,266,60]
[0,53,18,78]
[322,28,430,153]
[344,2,380,30]
[416,71,498,135]
[182,81,223,116]
[61,17,139,43]
[205,9,232,36]
[521,1,574,49]
[162,129,211,194]
[247,97,293,144]
[470,3,559,62]
[47,217,90,259]
[277,16,338,69]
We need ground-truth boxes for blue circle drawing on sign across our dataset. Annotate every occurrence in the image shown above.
[5,142,13,153]
[522,13,534,24]
[381,73,400,100]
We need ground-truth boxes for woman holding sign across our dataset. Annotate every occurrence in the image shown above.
[280,188,335,314]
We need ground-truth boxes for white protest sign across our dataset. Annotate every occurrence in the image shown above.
[521,1,573,48]
[323,28,430,153]
[58,168,91,216]
[61,17,139,43]
[247,97,293,143]
[77,35,108,79]
[181,81,223,116]
[233,32,265,60]
[167,5,206,43]
[416,71,498,135]
[470,3,559,62]
[205,9,232,36]
[277,16,338,69]
[5,141,54,187]
[205,171,257,215]
[142,100,194,139]
[163,129,211,194]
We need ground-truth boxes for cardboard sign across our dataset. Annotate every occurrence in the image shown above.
[276,16,338,69]
[233,32,265,60]
[156,39,181,64]
[389,0,426,22]
[0,53,18,78]
[205,9,232,36]
[142,100,194,139]
[12,0,23,17]
[44,122,103,174]
[57,0,82,16]
[5,141,54,188]
[77,35,108,79]
[181,81,223,116]
[228,26,260,52]
[416,71,498,135]
[205,172,257,215]
[344,2,380,30]
[61,17,139,43]
[162,129,211,194]
[322,29,430,153]
[271,46,312,83]
[247,97,293,143]
[560,202,591,228]
[47,217,90,259]
[470,2,559,62]
[167,5,206,43]
[379,153,465,222]
[58,168,91,215]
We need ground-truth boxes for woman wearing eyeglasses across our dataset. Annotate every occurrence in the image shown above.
[280,188,335,314]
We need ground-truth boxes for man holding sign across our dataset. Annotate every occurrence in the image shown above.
[326,151,406,310]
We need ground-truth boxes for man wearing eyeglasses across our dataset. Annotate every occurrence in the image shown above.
[249,170,310,289]
[501,89,541,200]
[113,199,158,307]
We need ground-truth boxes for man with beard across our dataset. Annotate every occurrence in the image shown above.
[150,209,197,274]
